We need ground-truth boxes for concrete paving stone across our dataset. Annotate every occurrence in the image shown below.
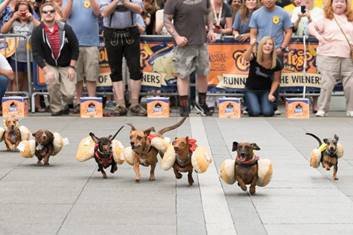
[63,203,175,226]
[252,188,353,224]
[59,224,176,235]
[0,202,71,227]
[265,224,353,235]
[3,116,353,234]
[0,181,84,204]
[0,223,59,235]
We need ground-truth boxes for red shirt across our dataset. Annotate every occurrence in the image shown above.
[44,23,60,60]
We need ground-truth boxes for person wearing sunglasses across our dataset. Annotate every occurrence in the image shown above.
[31,1,79,116]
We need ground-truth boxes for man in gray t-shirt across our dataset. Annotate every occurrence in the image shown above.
[164,0,216,117]
[249,0,292,53]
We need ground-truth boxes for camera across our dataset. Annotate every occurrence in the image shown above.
[300,5,306,14]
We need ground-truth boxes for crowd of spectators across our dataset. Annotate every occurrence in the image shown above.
[0,0,352,117]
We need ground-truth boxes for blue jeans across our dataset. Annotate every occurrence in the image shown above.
[245,89,274,117]
[0,76,9,103]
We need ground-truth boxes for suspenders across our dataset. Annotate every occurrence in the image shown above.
[108,1,135,28]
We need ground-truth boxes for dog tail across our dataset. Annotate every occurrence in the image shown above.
[126,123,136,131]
[111,125,124,140]
[305,132,322,146]
[158,117,187,135]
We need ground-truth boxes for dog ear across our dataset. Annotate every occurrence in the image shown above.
[143,127,155,136]
[334,134,339,142]
[32,131,37,137]
[89,132,99,143]
[323,138,329,144]
[126,123,136,131]
[251,143,261,150]
[46,131,54,142]
[232,141,238,151]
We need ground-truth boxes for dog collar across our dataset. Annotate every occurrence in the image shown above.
[94,144,113,168]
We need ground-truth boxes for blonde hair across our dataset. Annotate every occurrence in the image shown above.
[324,0,353,21]
[239,0,260,23]
[256,36,277,69]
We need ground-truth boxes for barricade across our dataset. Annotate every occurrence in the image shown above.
[0,33,31,99]
[25,35,346,113]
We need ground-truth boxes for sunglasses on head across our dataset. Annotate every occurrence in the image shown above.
[42,9,55,14]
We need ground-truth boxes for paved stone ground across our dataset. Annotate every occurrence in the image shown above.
[1,113,353,235]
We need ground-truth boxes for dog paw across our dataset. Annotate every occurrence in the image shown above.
[175,173,182,179]
[250,187,256,195]
[135,178,140,183]
[110,166,117,174]
[149,176,156,181]
[334,177,339,181]
[188,178,194,186]
[240,186,247,191]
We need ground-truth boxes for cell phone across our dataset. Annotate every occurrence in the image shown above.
[300,5,306,14]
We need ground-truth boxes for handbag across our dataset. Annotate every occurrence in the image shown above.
[334,16,353,60]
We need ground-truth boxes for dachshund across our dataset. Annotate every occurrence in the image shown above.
[127,117,187,182]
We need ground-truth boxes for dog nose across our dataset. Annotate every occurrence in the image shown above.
[130,142,134,147]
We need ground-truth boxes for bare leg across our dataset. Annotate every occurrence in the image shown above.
[86,81,96,97]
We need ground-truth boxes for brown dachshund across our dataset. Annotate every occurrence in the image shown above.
[306,132,340,180]
[172,137,197,186]
[89,126,124,178]
[127,117,187,182]
[3,116,22,151]
[232,141,260,195]
[32,129,55,166]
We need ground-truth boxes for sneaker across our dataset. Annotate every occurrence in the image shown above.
[129,104,146,116]
[104,100,117,111]
[274,109,282,115]
[315,110,326,117]
[194,103,213,116]
[179,106,190,117]
[71,104,80,114]
[112,104,128,116]
[346,111,353,117]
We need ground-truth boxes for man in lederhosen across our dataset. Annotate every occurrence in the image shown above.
[100,0,146,116]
